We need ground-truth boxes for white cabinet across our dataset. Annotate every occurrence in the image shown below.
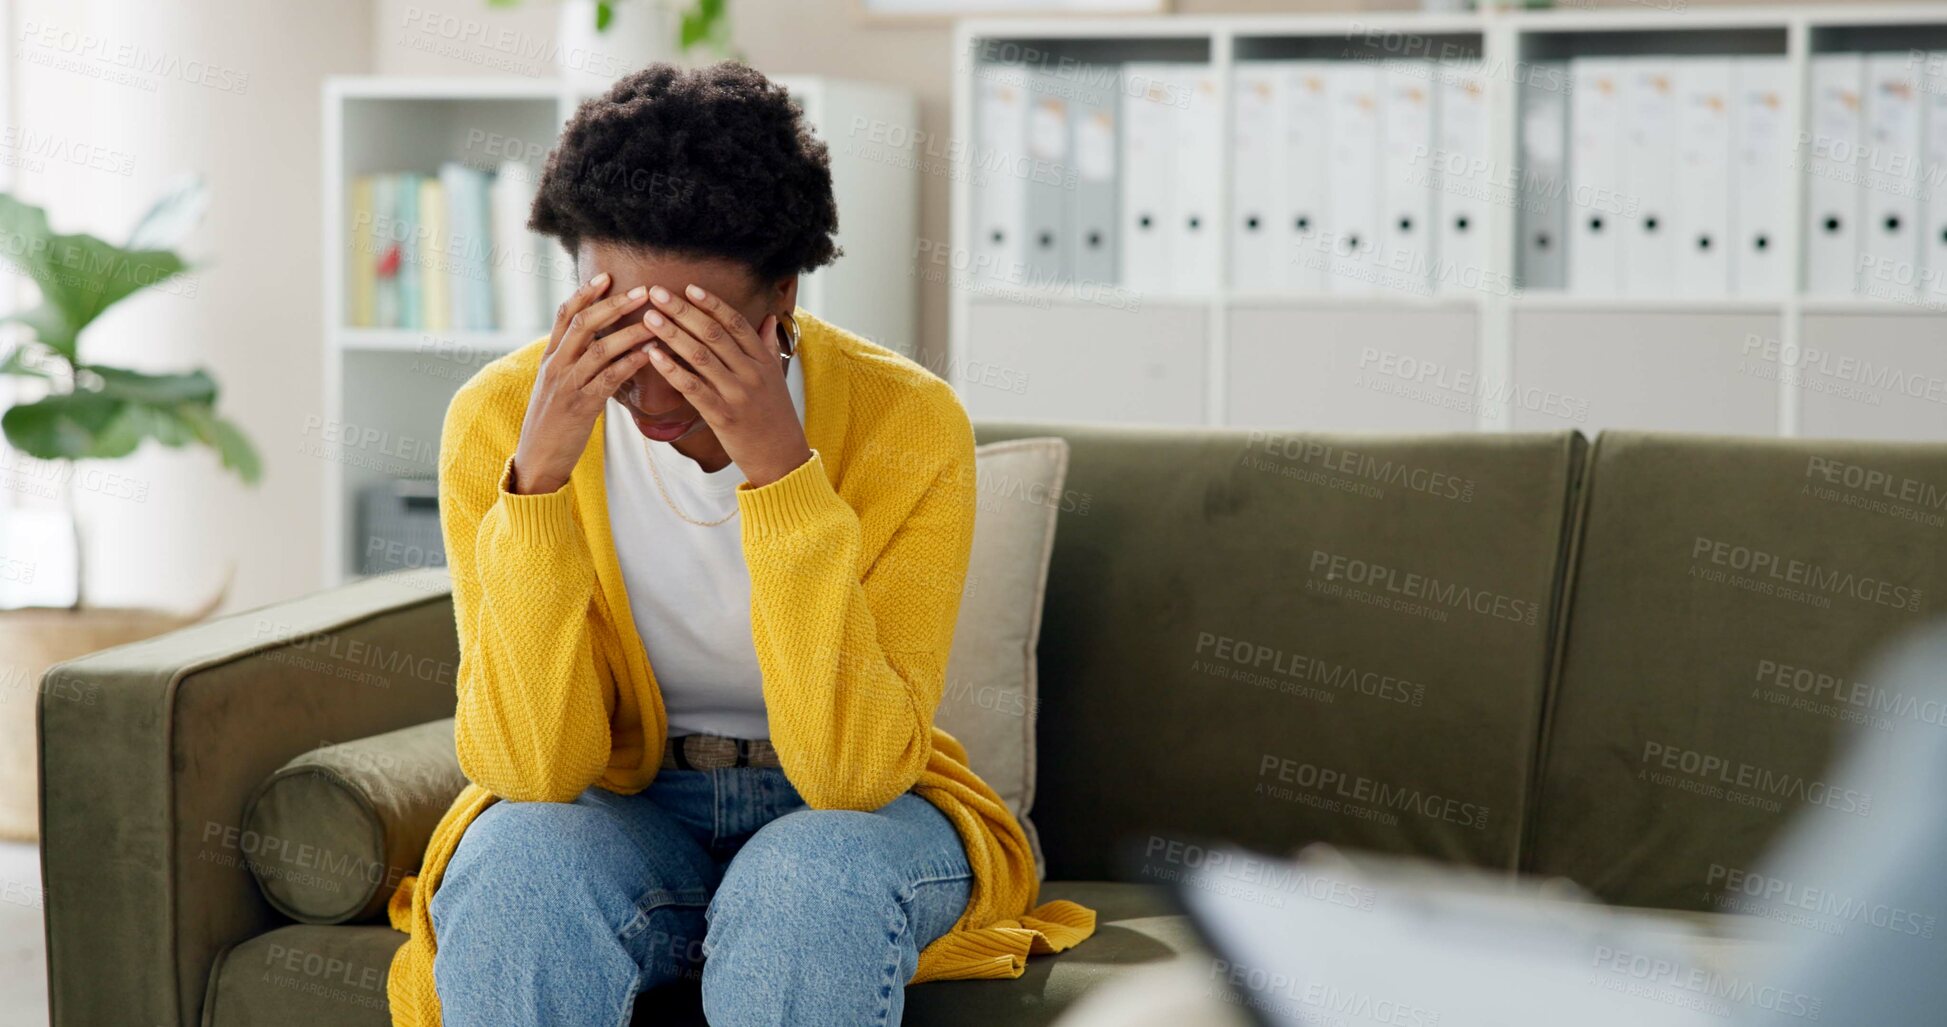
[1509,307,1783,436]
[1799,310,1947,441]
[949,10,1947,443]
[1227,303,1479,432]
[961,298,1208,427]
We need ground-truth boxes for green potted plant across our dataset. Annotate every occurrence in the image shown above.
[0,179,258,839]
[490,0,734,85]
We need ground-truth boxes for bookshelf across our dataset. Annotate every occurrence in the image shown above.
[321,75,918,583]
[949,6,1947,442]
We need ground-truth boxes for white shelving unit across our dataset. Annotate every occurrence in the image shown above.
[950,6,1947,443]
[321,75,918,583]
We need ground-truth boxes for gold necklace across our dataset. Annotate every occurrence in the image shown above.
[639,435,739,527]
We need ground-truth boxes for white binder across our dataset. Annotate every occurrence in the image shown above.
[1282,62,1333,292]
[1924,52,1947,305]
[1326,60,1383,294]
[1230,63,1285,292]
[1436,60,1489,297]
[1378,60,1434,295]
[1861,52,1923,303]
[1621,60,1678,296]
[1068,73,1120,287]
[1023,70,1073,284]
[1730,56,1791,296]
[1171,64,1224,294]
[1807,53,1865,295]
[1670,58,1733,297]
[1568,58,1627,295]
[973,70,1029,286]
[1118,63,1177,293]
[1518,61,1570,291]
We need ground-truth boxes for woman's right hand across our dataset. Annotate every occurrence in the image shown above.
[508,273,657,495]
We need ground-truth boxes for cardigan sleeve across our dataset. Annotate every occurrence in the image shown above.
[438,385,612,804]
[738,429,976,812]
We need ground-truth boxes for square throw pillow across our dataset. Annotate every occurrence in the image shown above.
[936,437,1070,878]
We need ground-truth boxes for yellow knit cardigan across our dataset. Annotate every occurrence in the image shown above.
[385,312,1094,1025]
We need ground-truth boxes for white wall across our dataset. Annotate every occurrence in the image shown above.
[9,0,371,612]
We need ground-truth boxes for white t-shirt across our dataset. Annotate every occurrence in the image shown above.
[602,357,806,740]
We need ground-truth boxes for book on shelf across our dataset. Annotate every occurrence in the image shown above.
[491,161,548,338]
[345,163,553,336]
[419,176,451,333]
[371,174,400,328]
[347,177,377,327]
[396,171,422,329]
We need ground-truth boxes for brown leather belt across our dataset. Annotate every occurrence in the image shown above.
[660,734,783,770]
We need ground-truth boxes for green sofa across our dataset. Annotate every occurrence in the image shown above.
[39,425,1947,1026]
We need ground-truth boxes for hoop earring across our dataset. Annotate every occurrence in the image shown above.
[776,310,801,372]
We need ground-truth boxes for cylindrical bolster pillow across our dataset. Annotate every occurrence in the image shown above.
[242,718,467,924]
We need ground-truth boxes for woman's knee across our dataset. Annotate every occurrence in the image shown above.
[714,810,892,910]
[434,799,654,936]
[705,803,962,943]
[701,806,970,1025]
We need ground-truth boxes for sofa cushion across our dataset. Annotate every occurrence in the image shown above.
[973,423,1587,880]
[901,881,1202,1025]
[242,719,467,924]
[201,924,402,1026]
[199,882,1200,1027]
[936,437,1070,876]
[200,882,1782,1027]
[1529,432,1947,909]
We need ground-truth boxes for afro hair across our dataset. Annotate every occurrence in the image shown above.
[529,61,841,280]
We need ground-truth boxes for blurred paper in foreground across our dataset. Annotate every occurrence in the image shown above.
[1178,845,1789,1027]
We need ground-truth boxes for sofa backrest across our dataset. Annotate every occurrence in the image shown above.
[974,422,1586,882]
[1528,432,1947,910]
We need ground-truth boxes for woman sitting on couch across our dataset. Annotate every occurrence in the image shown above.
[384,62,1093,1027]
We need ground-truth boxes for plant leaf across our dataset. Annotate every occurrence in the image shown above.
[2,386,259,484]
[81,364,218,406]
[61,245,190,329]
[125,175,209,252]
[3,303,78,359]
[0,193,191,345]
[680,0,729,53]
[208,415,262,484]
[596,1,614,32]
[0,346,53,379]
[77,403,151,460]
[177,403,262,484]
[1,392,126,460]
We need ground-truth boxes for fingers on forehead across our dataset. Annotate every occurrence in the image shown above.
[695,287,753,329]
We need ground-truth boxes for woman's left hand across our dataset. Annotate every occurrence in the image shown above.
[643,284,812,488]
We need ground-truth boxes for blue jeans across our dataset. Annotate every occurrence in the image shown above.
[429,767,973,1026]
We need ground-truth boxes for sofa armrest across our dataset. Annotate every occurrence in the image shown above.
[39,569,459,1027]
